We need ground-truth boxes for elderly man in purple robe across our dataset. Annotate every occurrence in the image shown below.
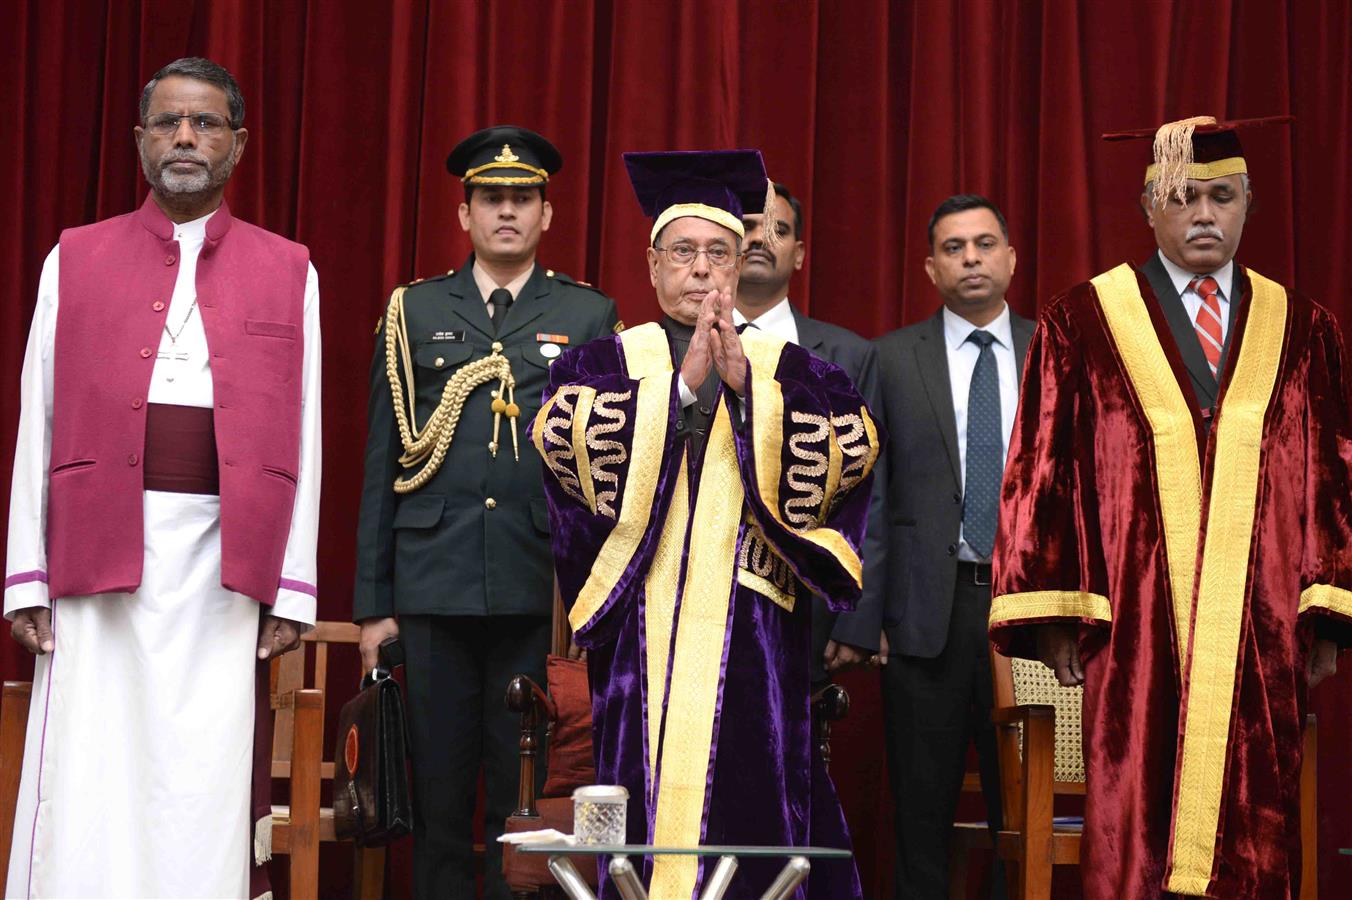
[529,149,879,899]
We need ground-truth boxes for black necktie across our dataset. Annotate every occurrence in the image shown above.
[489,288,513,334]
[963,329,1001,558]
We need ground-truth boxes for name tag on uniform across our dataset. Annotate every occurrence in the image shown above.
[431,330,465,342]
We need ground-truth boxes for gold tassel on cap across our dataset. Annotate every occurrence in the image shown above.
[760,180,783,251]
[1151,115,1217,207]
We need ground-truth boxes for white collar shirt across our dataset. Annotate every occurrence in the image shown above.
[733,296,800,345]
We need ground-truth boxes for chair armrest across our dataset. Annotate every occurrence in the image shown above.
[505,675,553,817]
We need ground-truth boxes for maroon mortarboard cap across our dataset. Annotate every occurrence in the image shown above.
[1102,115,1292,204]
[622,149,777,246]
[447,125,562,186]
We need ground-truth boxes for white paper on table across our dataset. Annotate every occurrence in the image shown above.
[497,829,577,845]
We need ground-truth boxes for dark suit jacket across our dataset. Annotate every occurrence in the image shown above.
[873,307,1034,659]
[1137,252,1245,415]
[790,307,887,656]
[354,256,618,621]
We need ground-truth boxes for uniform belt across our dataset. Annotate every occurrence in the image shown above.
[956,559,992,586]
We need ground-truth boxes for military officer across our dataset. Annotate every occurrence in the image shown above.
[354,125,619,899]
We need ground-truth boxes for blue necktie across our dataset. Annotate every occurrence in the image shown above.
[963,329,1001,558]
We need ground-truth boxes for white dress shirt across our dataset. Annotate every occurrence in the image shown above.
[1158,250,1235,345]
[733,296,799,345]
[943,303,1018,562]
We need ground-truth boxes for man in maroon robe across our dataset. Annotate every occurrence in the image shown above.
[990,116,1348,898]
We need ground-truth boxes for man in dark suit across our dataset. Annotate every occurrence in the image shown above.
[874,195,1032,898]
[735,183,886,683]
[353,126,618,899]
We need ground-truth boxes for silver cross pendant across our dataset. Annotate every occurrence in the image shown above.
[157,349,189,382]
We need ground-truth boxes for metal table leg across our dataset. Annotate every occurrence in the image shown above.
[698,855,740,900]
[609,855,648,900]
[547,855,598,900]
[759,856,810,900]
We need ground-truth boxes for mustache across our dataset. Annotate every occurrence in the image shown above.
[1186,224,1224,241]
[745,244,777,265]
[159,149,210,169]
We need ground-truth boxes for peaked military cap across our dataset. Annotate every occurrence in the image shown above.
[447,125,562,187]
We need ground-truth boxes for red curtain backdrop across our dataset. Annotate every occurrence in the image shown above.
[3,1,1350,896]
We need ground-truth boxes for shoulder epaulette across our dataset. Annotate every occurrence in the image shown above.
[546,268,607,296]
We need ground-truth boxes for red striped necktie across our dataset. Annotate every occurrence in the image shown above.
[1190,275,1223,375]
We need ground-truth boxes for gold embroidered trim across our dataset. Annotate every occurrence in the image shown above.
[740,332,865,587]
[738,569,795,612]
[1299,583,1352,618]
[1144,157,1247,187]
[463,159,550,183]
[650,203,745,244]
[1167,271,1286,895]
[650,404,743,898]
[988,590,1112,625]
[785,411,830,526]
[1092,264,1202,678]
[536,387,588,508]
[737,517,796,610]
[587,390,631,519]
[571,388,598,514]
[644,451,689,795]
[567,324,674,633]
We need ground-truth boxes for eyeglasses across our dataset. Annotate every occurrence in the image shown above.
[144,113,233,135]
[653,243,740,269]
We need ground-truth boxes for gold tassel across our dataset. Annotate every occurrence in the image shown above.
[760,180,783,251]
[1152,115,1217,206]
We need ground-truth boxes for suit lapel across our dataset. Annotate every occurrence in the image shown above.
[1140,254,1218,409]
[916,311,961,485]
[496,265,550,342]
[1216,265,1247,378]
[444,258,496,340]
[1012,313,1033,381]
[789,306,825,353]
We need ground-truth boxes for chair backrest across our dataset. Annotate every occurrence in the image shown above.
[271,621,361,781]
[991,652,1086,790]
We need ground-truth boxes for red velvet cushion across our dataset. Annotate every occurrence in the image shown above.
[542,654,597,797]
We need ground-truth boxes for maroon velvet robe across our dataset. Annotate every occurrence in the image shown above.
[990,262,1352,899]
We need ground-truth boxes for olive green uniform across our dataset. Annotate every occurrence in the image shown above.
[354,255,618,897]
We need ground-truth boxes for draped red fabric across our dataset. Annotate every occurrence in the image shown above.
[2,1,1350,896]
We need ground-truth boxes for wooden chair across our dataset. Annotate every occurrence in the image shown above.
[0,681,33,874]
[269,621,387,900]
[949,654,1319,900]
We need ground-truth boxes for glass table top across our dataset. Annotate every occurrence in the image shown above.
[514,844,852,859]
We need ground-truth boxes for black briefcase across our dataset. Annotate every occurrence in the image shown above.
[333,638,413,846]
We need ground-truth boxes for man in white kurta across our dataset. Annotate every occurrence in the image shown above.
[3,57,321,899]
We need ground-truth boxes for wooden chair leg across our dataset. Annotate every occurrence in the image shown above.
[1299,714,1317,900]
[1019,707,1055,900]
[354,844,385,900]
[0,682,33,875]
[947,833,969,900]
[287,689,324,900]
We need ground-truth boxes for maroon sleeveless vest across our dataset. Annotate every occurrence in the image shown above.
[48,196,309,605]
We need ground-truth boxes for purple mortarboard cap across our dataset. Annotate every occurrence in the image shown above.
[623,149,777,245]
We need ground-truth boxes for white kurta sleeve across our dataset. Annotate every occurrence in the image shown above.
[4,246,59,619]
[270,262,321,627]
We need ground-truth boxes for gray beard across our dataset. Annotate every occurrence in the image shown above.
[141,142,236,198]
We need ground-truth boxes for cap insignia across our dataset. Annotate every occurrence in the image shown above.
[496,144,520,164]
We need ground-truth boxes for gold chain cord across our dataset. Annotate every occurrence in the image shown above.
[383,286,520,494]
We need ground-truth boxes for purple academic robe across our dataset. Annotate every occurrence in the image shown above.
[530,322,881,899]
